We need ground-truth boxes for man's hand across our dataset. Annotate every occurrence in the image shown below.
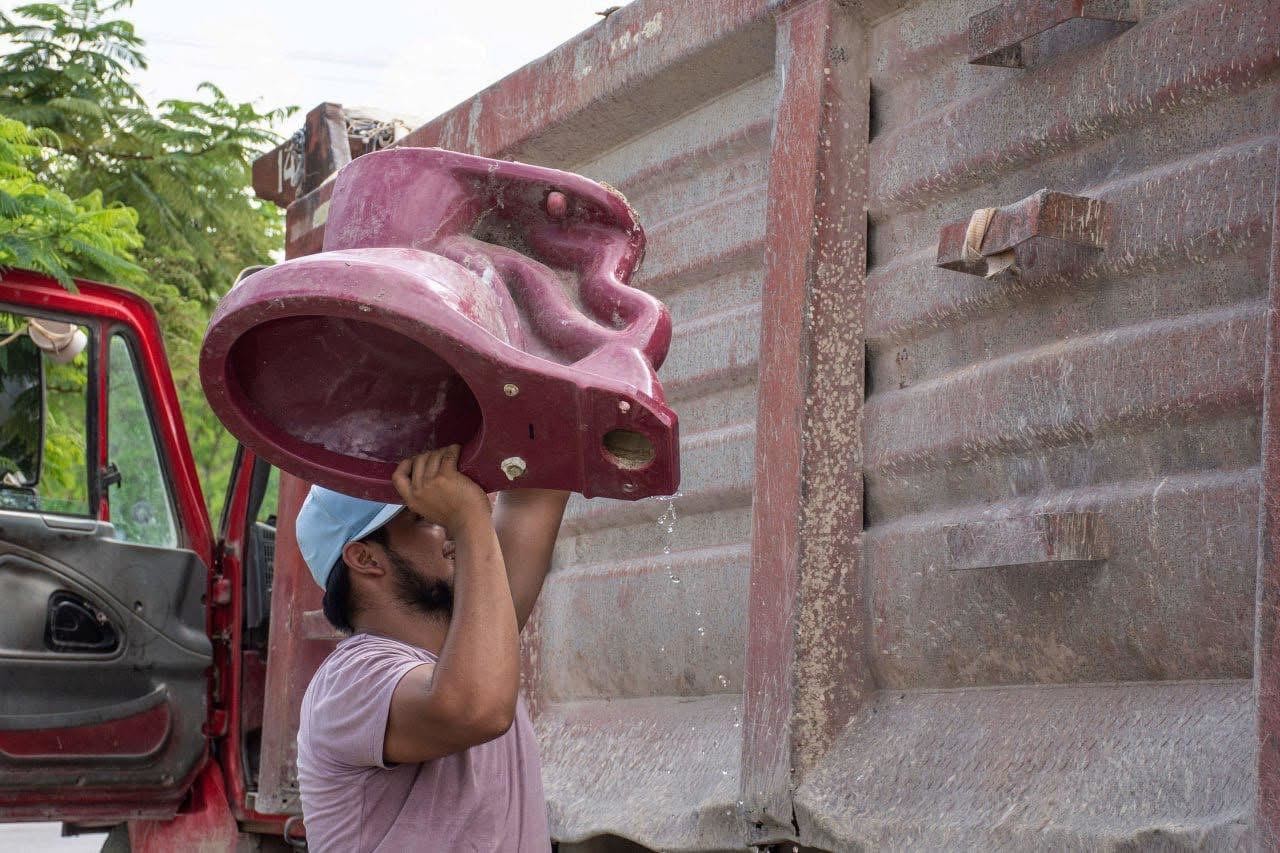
[392,445,490,533]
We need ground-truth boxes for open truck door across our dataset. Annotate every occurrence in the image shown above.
[0,269,214,825]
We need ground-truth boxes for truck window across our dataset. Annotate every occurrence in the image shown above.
[244,459,279,645]
[107,333,178,547]
[257,464,279,526]
[0,312,91,516]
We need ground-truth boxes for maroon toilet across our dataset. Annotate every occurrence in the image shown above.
[200,147,678,502]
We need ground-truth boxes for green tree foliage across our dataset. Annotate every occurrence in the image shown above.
[0,116,144,286]
[0,0,291,520]
[39,349,89,514]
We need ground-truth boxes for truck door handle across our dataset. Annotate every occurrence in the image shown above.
[45,591,119,653]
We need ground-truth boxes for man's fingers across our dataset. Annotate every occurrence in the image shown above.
[411,452,429,489]
[438,444,460,475]
[392,458,413,499]
[422,447,444,481]
[397,447,463,510]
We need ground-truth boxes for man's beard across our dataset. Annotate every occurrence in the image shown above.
[386,546,454,620]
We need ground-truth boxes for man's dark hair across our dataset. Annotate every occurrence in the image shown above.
[322,526,390,633]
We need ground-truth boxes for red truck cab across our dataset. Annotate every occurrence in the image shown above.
[0,269,294,849]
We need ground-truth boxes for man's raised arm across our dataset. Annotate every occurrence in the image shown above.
[383,447,519,764]
[494,489,570,630]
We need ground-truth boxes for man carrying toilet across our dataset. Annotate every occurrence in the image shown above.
[292,444,568,852]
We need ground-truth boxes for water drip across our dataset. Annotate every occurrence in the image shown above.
[654,491,682,584]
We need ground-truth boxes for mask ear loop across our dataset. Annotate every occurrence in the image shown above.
[27,318,77,351]
[0,325,26,348]
[26,318,87,363]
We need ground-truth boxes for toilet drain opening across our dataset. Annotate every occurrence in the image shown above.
[603,429,655,470]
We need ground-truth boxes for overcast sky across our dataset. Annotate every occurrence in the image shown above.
[8,0,618,135]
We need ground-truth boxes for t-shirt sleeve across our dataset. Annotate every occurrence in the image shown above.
[306,642,433,770]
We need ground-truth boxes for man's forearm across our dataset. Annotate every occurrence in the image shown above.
[430,511,519,727]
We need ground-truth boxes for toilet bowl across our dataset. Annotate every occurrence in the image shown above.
[200,147,678,502]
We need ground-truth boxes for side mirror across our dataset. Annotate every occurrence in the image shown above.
[0,329,46,487]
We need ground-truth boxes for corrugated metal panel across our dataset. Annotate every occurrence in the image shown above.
[539,696,744,851]
[532,68,775,849]
[799,680,1255,850]
[795,0,1279,847]
[863,0,1274,690]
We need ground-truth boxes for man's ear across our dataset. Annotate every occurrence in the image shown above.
[342,540,386,579]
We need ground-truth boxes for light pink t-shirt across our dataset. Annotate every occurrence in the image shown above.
[296,633,549,852]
